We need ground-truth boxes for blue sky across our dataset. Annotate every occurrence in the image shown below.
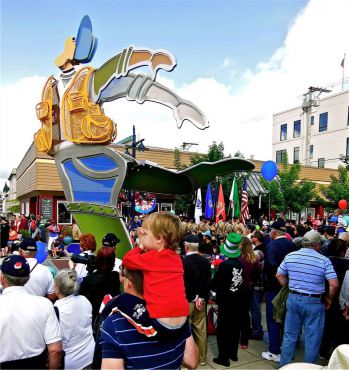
[1,0,348,190]
[1,0,307,87]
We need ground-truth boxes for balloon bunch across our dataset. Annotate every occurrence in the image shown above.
[134,192,155,203]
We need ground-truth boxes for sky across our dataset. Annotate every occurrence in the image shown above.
[1,0,349,190]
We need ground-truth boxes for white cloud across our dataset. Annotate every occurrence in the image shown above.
[1,0,349,191]
[221,58,232,68]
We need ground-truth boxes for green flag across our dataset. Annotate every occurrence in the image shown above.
[229,177,240,217]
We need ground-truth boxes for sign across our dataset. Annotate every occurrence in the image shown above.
[41,198,52,220]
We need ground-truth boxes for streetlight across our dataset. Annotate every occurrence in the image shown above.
[124,125,147,224]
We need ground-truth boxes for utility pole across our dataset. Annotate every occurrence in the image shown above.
[302,86,331,166]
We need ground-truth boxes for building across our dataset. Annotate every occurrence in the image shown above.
[273,90,349,169]
[13,141,340,225]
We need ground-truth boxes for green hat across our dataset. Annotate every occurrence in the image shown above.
[220,233,241,258]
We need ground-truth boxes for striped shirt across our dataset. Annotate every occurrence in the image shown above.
[277,248,337,295]
[101,296,191,369]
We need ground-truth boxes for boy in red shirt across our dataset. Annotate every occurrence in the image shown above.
[122,212,189,333]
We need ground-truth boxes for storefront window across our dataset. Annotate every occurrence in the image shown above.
[57,201,72,224]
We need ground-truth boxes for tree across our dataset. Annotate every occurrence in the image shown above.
[261,156,316,214]
[319,166,349,209]
[3,182,9,194]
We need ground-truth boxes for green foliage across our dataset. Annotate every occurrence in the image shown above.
[3,182,10,193]
[261,156,316,213]
[319,166,349,208]
[6,199,20,214]
[190,141,228,165]
[19,229,31,238]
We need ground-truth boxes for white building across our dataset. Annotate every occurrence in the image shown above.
[273,90,349,169]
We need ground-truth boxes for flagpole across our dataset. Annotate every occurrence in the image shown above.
[342,53,346,92]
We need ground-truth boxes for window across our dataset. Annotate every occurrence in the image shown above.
[160,203,173,212]
[311,116,314,126]
[276,149,287,163]
[347,138,349,157]
[293,147,300,163]
[57,201,72,224]
[318,158,325,168]
[280,124,287,141]
[293,120,301,138]
[309,145,314,159]
[319,112,328,132]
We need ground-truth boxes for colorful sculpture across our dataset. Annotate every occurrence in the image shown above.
[34,16,254,256]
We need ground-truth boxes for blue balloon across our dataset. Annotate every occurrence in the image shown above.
[67,243,81,255]
[261,161,278,181]
[36,241,48,264]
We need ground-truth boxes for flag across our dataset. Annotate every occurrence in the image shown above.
[215,183,226,222]
[341,56,345,68]
[240,178,249,225]
[229,177,240,217]
[194,188,202,224]
[205,183,214,219]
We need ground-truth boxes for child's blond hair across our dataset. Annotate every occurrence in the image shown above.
[142,212,183,250]
[240,236,256,263]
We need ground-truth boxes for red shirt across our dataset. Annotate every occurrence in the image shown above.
[122,247,189,318]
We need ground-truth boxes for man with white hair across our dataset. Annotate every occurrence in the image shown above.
[182,234,211,366]
[276,230,339,366]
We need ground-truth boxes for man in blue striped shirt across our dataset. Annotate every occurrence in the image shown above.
[276,230,339,367]
[100,267,198,369]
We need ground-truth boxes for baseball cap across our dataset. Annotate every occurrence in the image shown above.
[1,255,30,277]
[303,230,322,246]
[102,233,120,247]
[183,234,200,244]
[19,238,37,252]
[271,220,286,231]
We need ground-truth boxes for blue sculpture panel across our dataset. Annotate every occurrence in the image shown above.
[63,160,115,204]
[79,154,118,171]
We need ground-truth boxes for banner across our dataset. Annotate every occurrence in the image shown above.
[229,177,240,217]
[205,183,214,219]
[194,188,202,224]
[215,183,226,222]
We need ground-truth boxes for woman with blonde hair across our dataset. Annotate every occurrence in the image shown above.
[239,237,261,349]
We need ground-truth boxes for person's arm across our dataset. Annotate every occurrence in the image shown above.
[275,272,288,287]
[325,278,339,309]
[339,270,349,309]
[101,358,124,370]
[182,335,199,369]
[275,258,288,287]
[47,341,62,370]
[122,247,152,271]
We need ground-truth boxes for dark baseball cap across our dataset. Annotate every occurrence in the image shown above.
[1,255,30,277]
[102,233,120,247]
[183,234,200,244]
[19,238,37,251]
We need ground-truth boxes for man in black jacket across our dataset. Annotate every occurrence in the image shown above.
[182,235,211,366]
[262,220,296,363]
[211,233,244,367]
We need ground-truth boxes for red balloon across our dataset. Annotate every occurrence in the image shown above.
[338,199,347,210]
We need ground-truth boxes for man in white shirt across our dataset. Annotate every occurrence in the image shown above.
[0,255,62,368]
[19,238,56,300]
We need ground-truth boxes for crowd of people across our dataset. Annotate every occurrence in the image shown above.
[0,210,349,369]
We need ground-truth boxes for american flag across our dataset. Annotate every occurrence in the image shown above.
[240,178,249,225]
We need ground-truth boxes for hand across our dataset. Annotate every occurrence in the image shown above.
[343,305,349,321]
[324,297,332,310]
[68,259,75,270]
